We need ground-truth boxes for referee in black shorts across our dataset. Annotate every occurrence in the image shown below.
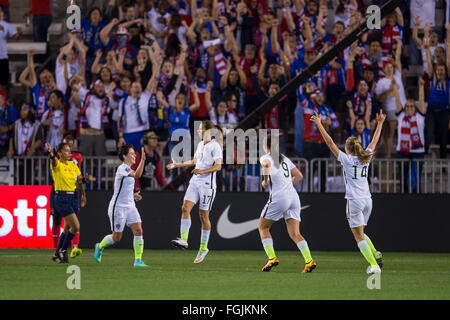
[46,142,89,263]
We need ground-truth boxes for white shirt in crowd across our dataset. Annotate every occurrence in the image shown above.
[147,8,169,48]
[77,86,117,130]
[110,164,136,208]
[0,20,17,59]
[338,149,373,200]
[259,153,298,200]
[208,109,238,132]
[67,95,79,131]
[118,90,151,134]
[374,69,406,112]
[41,108,65,149]
[55,59,81,94]
[410,0,436,28]
[396,110,425,154]
[421,44,445,75]
[190,139,223,188]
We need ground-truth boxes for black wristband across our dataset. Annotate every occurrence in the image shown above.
[49,153,55,159]
[81,177,87,184]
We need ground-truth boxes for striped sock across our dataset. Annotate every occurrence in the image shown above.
[99,234,115,250]
[134,236,144,260]
[364,234,377,255]
[296,240,313,263]
[180,219,191,242]
[199,229,210,251]
[261,238,276,260]
[358,240,378,267]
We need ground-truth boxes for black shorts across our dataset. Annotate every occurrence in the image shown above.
[0,59,9,86]
[54,194,79,217]
[52,190,80,226]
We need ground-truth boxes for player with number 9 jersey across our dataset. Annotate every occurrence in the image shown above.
[258,134,316,273]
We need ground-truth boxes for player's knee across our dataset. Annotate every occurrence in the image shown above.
[258,222,269,233]
[133,228,143,236]
[288,230,302,241]
[181,204,190,215]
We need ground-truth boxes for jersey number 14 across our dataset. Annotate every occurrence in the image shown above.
[352,165,368,179]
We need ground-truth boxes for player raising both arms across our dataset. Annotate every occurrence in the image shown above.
[310,110,386,274]
[259,134,316,273]
[167,120,223,264]
[94,144,149,267]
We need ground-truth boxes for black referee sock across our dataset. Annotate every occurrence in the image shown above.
[54,232,66,255]
[62,232,76,252]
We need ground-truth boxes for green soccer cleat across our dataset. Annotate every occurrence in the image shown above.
[70,247,82,259]
[134,259,149,268]
[374,251,383,269]
[94,243,103,263]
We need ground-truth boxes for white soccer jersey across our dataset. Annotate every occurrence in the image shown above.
[260,153,298,200]
[338,149,373,200]
[190,139,223,188]
[110,164,136,208]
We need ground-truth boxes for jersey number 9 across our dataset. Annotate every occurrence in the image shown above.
[281,162,290,178]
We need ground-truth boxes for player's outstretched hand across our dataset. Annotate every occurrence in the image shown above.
[166,160,177,170]
[134,190,142,202]
[261,180,268,189]
[85,173,95,182]
[376,110,386,123]
[45,143,52,153]
[141,147,146,162]
[310,111,321,126]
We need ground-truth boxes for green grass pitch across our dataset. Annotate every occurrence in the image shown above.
[0,249,449,300]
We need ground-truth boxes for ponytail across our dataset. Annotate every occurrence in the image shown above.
[266,134,284,168]
[346,136,373,164]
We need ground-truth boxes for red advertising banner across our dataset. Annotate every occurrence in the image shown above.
[0,185,54,249]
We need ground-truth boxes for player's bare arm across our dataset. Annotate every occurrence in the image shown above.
[367,110,386,151]
[192,159,222,175]
[291,167,303,186]
[261,159,271,189]
[310,111,340,158]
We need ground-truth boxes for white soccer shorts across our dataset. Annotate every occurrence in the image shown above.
[345,198,373,228]
[260,195,301,222]
[183,183,217,211]
[108,202,142,232]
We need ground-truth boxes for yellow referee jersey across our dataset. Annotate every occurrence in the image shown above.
[51,159,81,192]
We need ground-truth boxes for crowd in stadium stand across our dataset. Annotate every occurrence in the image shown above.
[0,0,449,189]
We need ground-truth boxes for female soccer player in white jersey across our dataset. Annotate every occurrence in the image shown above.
[167,120,223,264]
[259,134,316,273]
[94,144,149,267]
[310,110,386,274]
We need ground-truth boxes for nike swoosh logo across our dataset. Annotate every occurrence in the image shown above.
[217,204,311,239]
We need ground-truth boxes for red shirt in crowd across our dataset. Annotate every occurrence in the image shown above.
[71,152,83,168]
[0,0,9,8]
[31,0,51,16]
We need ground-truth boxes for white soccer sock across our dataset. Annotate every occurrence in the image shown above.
[180,219,191,241]
[99,234,115,249]
[200,229,210,251]
[296,240,313,263]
